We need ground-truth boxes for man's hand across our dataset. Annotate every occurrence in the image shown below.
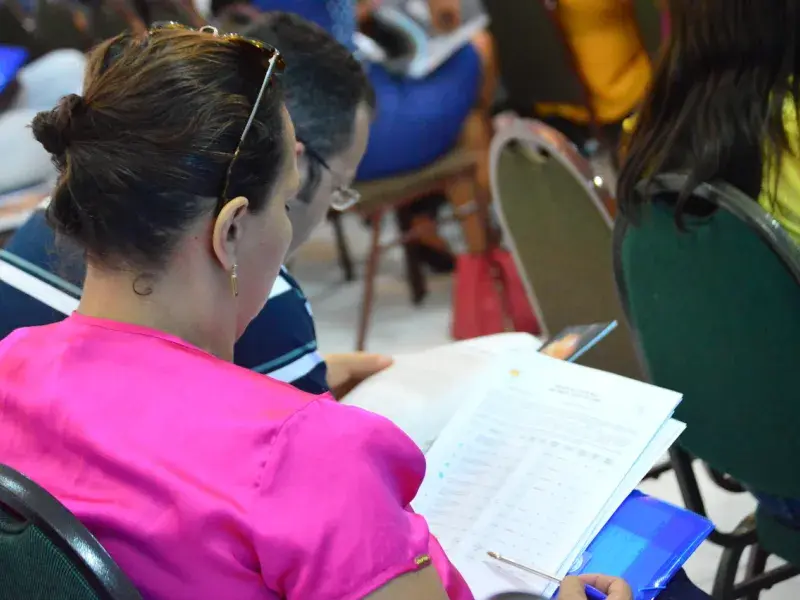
[325,352,394,399]
[427,0,461,32]
[558,575,633,600]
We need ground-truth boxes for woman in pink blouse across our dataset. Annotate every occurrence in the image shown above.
[0,26,464,600]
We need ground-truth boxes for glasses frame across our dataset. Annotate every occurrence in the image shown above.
[299,141,362,212]
[149,22,285,209]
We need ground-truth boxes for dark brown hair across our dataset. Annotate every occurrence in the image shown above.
[618,0,800,225]
[31,27,287,270]
[243,12,374,203]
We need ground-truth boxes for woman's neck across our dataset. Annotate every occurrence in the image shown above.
[79,265,235,361]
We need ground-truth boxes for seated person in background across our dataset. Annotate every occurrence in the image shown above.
[0,48,86,194]
[215,0,497,268]
[0,25,467,600]
[618,0,800,246]
[537,0,651,148]
[618,0,800,525]
[0,13,389,397]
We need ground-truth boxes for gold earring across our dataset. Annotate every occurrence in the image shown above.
[230,264,239,298]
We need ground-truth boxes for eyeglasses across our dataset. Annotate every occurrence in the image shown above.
[149,22,285,207]
[300,141,361,212]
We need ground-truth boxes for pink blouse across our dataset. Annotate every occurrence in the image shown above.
[0,314,472,600]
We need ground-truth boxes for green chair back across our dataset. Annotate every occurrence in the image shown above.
[0,464,142,600]
[480,0,590,116]
[632,0,663,61]
[490,119,643,380]
[614,173,800,499]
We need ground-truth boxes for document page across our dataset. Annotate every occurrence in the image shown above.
[343,333,540,451]
[411,352,682,597]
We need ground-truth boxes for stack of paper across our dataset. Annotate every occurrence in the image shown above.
[372,2,490,78]
[345,334,684,598]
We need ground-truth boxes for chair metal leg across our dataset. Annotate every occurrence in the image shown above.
[643,458,673,481]
[356,212,383,351]
[744,546,769,600]
[670,446,758,547]
[713,536,800,600]
[394,208,427,305]
[670,447,707,517]
[705,464,746,494]
[713,542,748,600]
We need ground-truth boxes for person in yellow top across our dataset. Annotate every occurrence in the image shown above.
[618,0,800,246]
[538,0,653,126]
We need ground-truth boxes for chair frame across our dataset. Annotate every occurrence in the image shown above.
[352,153,486,350]
[613,173,800,599]
[489,117,616,340]
[0,464,142,600]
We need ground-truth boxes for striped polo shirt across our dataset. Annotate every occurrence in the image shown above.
[0,211,328,395]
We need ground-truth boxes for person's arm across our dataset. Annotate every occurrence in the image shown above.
[324,352,393,399]
[366,566,449,600]
[250,400,464,599]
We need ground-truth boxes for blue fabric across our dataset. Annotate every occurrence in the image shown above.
[251,0,338,39]
[752,492,800,531]
[0,212,329,395]
[249,0,481,179]
[356,44,481,180]
[657,570,711,600]
[0,45,28,94]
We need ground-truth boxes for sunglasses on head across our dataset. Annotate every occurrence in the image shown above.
[149,22,286,207]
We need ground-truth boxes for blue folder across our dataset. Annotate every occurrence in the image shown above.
[0,45,29,95]
[568,491,713,600]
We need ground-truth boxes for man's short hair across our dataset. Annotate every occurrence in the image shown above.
[244,11,375,163]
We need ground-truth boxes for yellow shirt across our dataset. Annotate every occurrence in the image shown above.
[622,99,800,245]
[764,99,800,244]
[538,0,652,124]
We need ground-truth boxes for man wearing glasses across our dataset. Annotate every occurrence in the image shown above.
[0,12,390,397]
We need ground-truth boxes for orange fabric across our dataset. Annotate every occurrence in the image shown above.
[537,0,652,125]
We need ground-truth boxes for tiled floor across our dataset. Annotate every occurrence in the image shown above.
[291,214,800,599]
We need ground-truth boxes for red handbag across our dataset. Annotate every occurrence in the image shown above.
[451,248,540,340]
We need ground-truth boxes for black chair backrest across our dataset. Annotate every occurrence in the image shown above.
[0,464,142,600]
[480,0,591,118]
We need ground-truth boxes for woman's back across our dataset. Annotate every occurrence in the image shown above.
[0,315,466,599]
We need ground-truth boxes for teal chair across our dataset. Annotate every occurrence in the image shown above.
[0,464,142,600]
[614,173,800,599]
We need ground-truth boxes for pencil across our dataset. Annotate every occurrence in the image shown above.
[486,551,607,600]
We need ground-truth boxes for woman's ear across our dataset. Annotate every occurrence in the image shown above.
[212,196,249,270]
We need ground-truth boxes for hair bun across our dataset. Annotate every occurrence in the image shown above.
[31,94,86,157]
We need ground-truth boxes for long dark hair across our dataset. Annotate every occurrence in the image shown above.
[618,0,800,225]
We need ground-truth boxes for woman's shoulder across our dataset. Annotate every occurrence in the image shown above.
[260,398,427,503]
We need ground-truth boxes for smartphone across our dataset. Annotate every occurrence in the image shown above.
[537,321,618,362]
